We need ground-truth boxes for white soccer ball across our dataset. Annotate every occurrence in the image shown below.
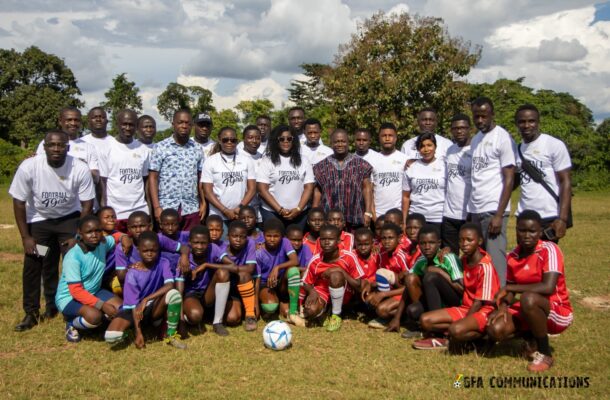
[263,320,292,351]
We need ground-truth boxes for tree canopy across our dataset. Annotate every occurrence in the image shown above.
[156,82,215,123]
[0,46,83,147]
[307,12,481,140]
[102,73,143,134]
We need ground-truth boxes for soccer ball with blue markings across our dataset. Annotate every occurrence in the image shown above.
[263,321,292,351]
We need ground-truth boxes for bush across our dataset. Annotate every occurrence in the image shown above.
[573,167,610,192]
[0,139,28,182]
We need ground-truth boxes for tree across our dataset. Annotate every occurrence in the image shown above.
[156,82,215,123]
[596,118,610,137]
[209,109,239,138]
[235,99,274,128]
[288,63,335,134]
[0,46,83,148]
[102,73,142,134]
[318,12,480,139]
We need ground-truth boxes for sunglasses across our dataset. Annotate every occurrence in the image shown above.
[278,136,293,143]
[221,137,238,144]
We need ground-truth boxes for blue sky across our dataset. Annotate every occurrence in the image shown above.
[0,0,608,127]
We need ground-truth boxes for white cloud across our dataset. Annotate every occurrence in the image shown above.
[0,0,608,122]
[177,74,286,110]
[536,38,588,62]
[472,5,610,115]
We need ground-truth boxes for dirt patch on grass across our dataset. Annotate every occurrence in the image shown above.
[0,224,15,229]
[580,295,610,311]
[0,252,23,263]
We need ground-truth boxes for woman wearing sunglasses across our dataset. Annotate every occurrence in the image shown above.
[256,125,314,230]
[201,127,257,224]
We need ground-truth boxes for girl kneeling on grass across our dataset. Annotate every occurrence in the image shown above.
[486,210,573,372]
[412,223,500,350]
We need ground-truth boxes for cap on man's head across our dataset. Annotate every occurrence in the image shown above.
[194,113,212,124]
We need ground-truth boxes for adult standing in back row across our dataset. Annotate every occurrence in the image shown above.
[371,123,408,219]
[149,109,205,231]
[468,97,516,285]
[401,108,453,162]
[514,104,572,242]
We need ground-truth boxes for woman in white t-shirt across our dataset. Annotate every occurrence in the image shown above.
[201,127,256,222]
[402,132,447,226]
[257,125,314,229]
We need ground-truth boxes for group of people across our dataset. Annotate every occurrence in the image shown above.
[9,98,573,372]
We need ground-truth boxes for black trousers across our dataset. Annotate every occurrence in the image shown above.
[23,212,79,313]
[406,271,462,322]
[441,217,466,255]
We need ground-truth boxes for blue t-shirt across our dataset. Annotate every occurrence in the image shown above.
[255,237,296,285]
[297,245,313,268]
[122,257,175,309]
[55,236,116,311]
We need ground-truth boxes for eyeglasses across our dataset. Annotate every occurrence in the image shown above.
[221,137,238,144]
[278,136,293,143]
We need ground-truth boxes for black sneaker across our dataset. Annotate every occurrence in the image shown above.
[212,323,229,336]
[15,313,39,332]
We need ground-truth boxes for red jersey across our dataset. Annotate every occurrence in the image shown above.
[303,250,364,286]
[356,252,381,283]
[302,232,318,255]
[309,231,355,254]
[379,248,409,275]
[404,246,422,272]
[398,234,412,253]
[507,240,571,308]
[461,249,500,308]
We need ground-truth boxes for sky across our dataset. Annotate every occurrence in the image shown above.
[0,0,609,128]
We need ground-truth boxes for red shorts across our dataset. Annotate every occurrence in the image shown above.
[445,304,495,332]
[508,301,573,335]
[314,284,354,304]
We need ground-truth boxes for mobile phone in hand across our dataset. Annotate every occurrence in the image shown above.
[35,244,49,257]
[543,227,557,241]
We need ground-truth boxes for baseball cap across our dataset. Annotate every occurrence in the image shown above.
[194,113,213,124]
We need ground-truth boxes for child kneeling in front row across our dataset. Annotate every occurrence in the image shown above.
[255,219,301,325]
[486,210,573,372]
[301,224,367,332]
[412,223,500,350]
[104,231,186,349]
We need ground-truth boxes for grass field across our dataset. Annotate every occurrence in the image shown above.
[0,187,608,399]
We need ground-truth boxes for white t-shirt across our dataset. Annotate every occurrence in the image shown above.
[81,133,114,171]
[355,149,381,166]
[371,150,408,216]
[237,141,267,156]
[100,138,150,220]
[201,152,256,216]
[301,143,333,166]
[516,133,571,218]
[443,143,473,220]
[401,134,453,162]
[236,147,263,222]
[256,155,315,211]
[36,138,99,171]
[195,139,216,160]
[9,155,95,223]
[468,125,516,214]
[403,158,446,223]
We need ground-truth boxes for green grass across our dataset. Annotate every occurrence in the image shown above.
[0,186,608,399]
